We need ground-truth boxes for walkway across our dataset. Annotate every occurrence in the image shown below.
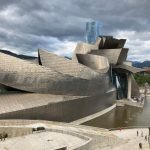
[102,128,150,149]
[0,131,88,150]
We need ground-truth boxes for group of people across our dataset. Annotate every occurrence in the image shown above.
[137,128,150,149]
[133,96,144,104]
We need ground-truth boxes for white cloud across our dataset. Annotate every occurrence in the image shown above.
[52,41,76,57]
[115,30,150,62]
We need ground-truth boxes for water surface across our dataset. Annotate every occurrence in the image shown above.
[83,97,150,129]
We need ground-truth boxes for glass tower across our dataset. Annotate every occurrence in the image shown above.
[86,21,101,44]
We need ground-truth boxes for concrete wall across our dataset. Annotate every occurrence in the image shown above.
[46,128,93,150]
[131,75,140,97]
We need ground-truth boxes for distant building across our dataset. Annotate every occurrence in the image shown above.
[86,21,101,44]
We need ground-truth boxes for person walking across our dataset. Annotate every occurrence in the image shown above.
[137,130,139,136]
[139,143,142,149]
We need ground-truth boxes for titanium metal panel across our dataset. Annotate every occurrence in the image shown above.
[0,90,116,122]
[89,48,128,65]
[113,64,144,73]
[103,38,126,49]
[95,36,126,49]
[117,48,129,64]
[0,52,110,96]
[95,37,103,48]
[73,42,98,61]
[0,93,84,114]
[76,54,109,73]
[38,49,99,79]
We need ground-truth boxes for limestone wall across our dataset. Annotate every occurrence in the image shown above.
[0,127,32,138]
[0,120,121,149]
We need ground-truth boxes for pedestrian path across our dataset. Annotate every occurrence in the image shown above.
[102,128,150,149]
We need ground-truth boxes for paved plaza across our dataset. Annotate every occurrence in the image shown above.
[0,121,150,149]
[0,131,88,150]
[0,120,121,150]
[102,128,150,150]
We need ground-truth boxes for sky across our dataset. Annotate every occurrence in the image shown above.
[0,0,150,62]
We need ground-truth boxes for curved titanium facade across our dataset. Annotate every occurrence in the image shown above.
[89,48,129,65]
[73,42,98,60]
[38,49,99,79]
[0,92,116,122]
[0,35,142,122]
[113,64,144,74]
[95,36,126,49]
[0,52,111,96]
[76,54,109,73]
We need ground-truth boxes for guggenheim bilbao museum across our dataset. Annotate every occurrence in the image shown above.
[0,36,143,122]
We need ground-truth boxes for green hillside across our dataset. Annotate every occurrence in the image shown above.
[134,73,150,86]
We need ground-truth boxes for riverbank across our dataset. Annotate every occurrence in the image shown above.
[116,98,144,108]
[140,87,150,96]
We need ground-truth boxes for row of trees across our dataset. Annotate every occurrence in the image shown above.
[134,73,150,86]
